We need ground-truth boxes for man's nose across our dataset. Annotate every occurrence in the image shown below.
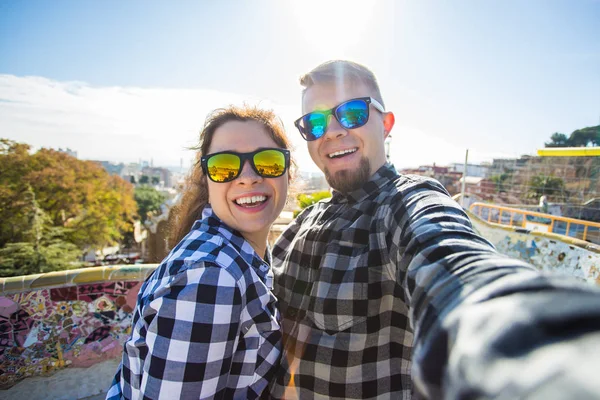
[236,160,262,185]
[323,114,347,141]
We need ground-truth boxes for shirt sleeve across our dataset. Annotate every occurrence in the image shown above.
[390,177,600,398]
[120,262,244,399]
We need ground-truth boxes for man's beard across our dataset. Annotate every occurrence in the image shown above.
[324,157,371,194]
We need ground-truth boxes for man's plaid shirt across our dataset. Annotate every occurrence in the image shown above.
[107,206,281,400]
[268,163,538,399]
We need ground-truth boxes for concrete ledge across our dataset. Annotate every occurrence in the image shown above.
[0,264,159,295]
[466,210,600,254]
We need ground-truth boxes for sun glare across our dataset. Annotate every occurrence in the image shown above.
[289,0,376,59]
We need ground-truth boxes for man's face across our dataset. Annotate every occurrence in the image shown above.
[303,82,391,193]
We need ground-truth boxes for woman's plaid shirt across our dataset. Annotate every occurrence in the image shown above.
[107,206,281,400]
[268,163,536,399]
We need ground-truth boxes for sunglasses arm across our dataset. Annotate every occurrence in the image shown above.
[370,97,386,113]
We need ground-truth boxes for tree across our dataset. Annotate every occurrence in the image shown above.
[545,133,569,148]
[490,170,513,193]
[568,126,600,147]
[527,175,566,202]
[139,175,150,184]
[0,140,36,245]
[134,186,167,223]
[0,139,138,251]
[0,187,82,277]
[294,191,332,217]
[544,126,600,148]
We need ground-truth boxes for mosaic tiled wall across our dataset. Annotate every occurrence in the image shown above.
[468,211,600,284]
[0,266,157,390]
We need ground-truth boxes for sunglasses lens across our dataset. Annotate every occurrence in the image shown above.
[254,149,286,177]
[301,113,327,140]
[206,153,240,182]
[336,99,369,129]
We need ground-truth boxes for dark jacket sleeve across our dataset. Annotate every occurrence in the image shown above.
[390,177,600,399]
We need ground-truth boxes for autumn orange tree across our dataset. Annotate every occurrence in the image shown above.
[0,139,138,276]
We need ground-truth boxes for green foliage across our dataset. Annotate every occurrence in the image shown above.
[294,191,332,217]
[489,169,513,193]
[568,126,600,147]
[527,175,566,201]
[0,229,83,277]
[545,133,569,148]
[0,138,137,276]
[134,186,167,223]
[545,125,600,148]
[139,175,149,184]
[0,192,82,277]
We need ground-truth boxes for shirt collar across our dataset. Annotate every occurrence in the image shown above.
[194,205,272,280]
[330,162,398,204]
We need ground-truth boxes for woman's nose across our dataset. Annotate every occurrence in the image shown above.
[236,160,262,185]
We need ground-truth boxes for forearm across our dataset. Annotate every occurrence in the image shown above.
[396,180,600,398]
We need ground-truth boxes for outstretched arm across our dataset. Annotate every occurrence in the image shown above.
[391,178,600,398]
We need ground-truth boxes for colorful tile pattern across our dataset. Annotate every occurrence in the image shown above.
[0,265,156,390]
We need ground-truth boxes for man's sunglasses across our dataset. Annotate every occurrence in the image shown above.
[294,97,385,141]
[200,148,290,183]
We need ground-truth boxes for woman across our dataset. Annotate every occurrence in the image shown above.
[107,105,292,399]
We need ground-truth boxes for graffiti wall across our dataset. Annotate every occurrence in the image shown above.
[0,265,157,391]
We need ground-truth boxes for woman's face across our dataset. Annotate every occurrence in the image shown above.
[206,120,289,246]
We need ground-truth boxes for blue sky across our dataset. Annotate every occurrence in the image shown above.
[1,0,599,170]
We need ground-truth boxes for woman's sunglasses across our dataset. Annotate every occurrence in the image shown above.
[294,97,385,141]
[200,148,290,183]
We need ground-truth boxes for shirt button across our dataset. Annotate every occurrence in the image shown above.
[288,309,297,317]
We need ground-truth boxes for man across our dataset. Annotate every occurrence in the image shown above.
[269,60,600,399]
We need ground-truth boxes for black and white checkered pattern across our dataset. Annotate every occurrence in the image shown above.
[268,163,537,399]
[107,206,281,400]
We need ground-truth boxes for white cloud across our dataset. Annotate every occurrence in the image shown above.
[0,74,315,171]
[0,74,516,175]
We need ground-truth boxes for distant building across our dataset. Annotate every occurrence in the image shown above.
[94,160,125,176]
[488,156,532,177]
[141,167,173,188]
[58,147,78,159]
[399,164,463,195]
[120,163,143,184]
[456,176,495,200]
[450,163,490,178]
[297,171,330,192]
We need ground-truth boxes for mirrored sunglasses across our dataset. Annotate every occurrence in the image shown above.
[201,148,290,183]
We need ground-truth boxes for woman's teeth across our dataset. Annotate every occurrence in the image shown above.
[235,195,267,206]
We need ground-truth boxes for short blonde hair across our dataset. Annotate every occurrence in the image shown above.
[299,60,385,109]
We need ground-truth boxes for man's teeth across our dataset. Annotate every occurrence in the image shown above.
[235,195,267,205]
[328,148,357,158]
